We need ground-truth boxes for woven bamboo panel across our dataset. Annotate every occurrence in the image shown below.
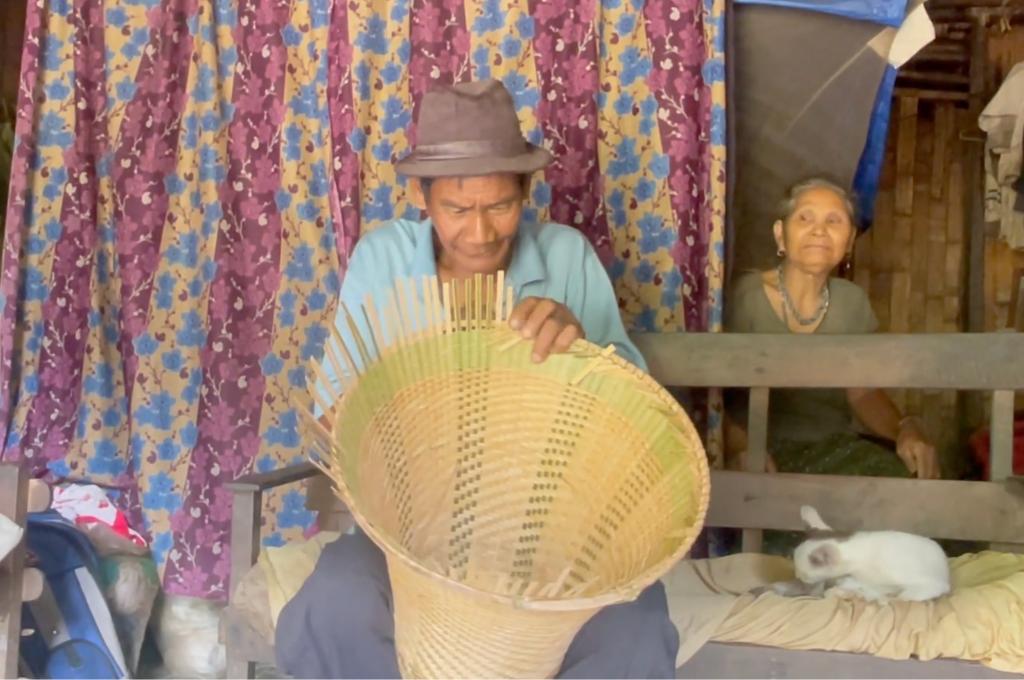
[299,273,709,679]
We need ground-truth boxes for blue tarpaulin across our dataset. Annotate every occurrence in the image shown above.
[732,0,909,28]
[733,0,910,229]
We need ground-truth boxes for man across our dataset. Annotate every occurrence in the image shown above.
[276,79,679,679]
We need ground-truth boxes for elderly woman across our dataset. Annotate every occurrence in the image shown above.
[724,178,940,482]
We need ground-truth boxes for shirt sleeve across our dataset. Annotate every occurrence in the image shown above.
[312,238,379,415]
[569,238,649,372]
[856,286,880,333]
[724,273,756,333]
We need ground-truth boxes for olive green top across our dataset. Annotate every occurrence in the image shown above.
[725,271,879,445]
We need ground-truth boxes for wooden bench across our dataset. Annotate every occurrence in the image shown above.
[225,332,1024,678]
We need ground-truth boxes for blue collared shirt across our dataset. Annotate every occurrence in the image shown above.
[317,218,645,403]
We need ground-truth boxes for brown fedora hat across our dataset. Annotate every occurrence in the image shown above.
[395,79,553,178]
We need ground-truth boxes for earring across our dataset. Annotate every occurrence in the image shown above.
[839,253,853,277]
[776,248,785,258]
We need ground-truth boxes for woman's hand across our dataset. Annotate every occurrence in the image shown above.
[508,297,584,363]
[725,449,778,473]
[895,417,940,479]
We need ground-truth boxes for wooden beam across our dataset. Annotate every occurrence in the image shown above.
[898,69,970,85]
[965,16,988,333]
[631,332,1024,390]
[891,87,969,102]
[227,461,319,492]
[705,470,1024,544]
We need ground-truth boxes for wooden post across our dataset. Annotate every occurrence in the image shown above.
[989,389,1019,553]
[965,11,989,334]
[0,463,29,679]
[741,388,770,553]
[963,11,991,430]
[227,488,262,680]
[990,390,1015,482]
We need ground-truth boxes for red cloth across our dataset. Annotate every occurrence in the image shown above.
[969,414,1024,478]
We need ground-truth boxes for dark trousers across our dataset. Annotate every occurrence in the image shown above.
[276,531,680,678]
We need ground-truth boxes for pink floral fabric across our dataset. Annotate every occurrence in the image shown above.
[0,0,725,599]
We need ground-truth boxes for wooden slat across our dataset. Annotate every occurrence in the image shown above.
[931,104,953,201]
[946,155,964,245]
[631,332,1024,390]
[892,87,970,101]
[899,69,970,85]
[705,470,1024,544]
[894,97,919,216]
[894,216,913,271]
[943,294,960,326]
[679,641,1021,679]
[741,388,770,553]
[0,463,28,680]
[945,242,964,297]
[990,390,1016,481]
[227,461,319,492]
[928,241,947,299]
[874,191,897,271]
[890,271,911,333]
[910,125,932,331]
[926,298,945,332]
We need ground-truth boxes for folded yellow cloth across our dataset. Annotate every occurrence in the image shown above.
[235,536,1024,674]
[665,551,1024,674]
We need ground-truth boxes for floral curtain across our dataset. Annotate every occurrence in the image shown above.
[0,0,726,600]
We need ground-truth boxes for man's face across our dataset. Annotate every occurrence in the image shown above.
[410,173,526,277]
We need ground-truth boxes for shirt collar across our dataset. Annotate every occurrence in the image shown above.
[410,218,547,293]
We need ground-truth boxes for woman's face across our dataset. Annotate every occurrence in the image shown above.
[774,187,854,273]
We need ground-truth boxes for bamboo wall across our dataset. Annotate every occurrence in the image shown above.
[852,21,1024,472]
[851,98,968,468]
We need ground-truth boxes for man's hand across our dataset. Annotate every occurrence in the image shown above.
[508,297,584,363]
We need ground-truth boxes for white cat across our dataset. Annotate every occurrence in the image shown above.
[790,505,951,603]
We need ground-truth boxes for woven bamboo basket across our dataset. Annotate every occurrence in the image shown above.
[299,273,709,679]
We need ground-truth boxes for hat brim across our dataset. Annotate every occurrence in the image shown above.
[394,144,553,178]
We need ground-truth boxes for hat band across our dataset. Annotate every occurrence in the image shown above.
[411,138,530,162]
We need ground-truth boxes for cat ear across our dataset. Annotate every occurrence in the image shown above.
[800,505,832,531]
[809,544,839,569]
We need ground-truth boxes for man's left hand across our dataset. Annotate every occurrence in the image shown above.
[508,297,584,363]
